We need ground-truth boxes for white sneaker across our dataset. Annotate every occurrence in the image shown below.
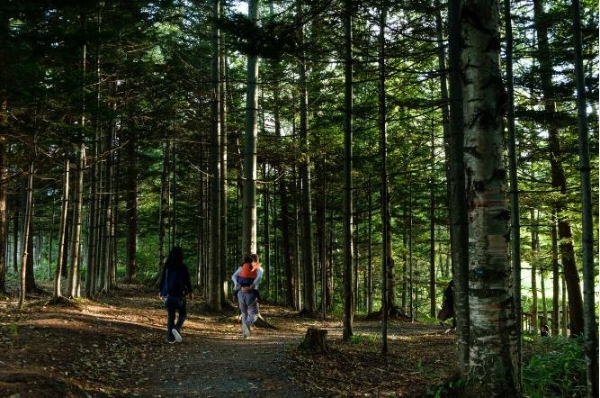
[241,323,250,338]
[172,329,183,343]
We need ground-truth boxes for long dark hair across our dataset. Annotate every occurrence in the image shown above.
[165,246,184,270]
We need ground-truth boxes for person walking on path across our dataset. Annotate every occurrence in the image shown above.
[231,253,263,338]
[159,246,193,343]
[437,279,456,331]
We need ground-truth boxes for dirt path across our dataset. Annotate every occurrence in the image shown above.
[143,316,314,397]
[1,286,455,397]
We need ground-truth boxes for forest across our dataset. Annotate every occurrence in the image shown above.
[0,0,598,396]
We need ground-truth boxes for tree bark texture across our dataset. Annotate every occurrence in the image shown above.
[461,0,518,394]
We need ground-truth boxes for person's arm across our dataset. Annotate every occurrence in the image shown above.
[252,268,264,290]
[184,266,193,299]
[158,267,167,298]
[231,267,241,290]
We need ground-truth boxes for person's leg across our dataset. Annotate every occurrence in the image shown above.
[246,291,259,326]
[238,292,249,323]
[239,291,253,337]
[175,297,187,332]
[165,297,177,342]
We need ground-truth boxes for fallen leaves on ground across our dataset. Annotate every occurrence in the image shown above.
[0,284,456,397]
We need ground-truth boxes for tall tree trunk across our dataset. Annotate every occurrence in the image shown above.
[53,159,70,298]
[297,1,316,315]
[219,12,228,305]
[158,140,170,273]
[447,0,470,375]
[461,0,518,394]
[208,0,223,311]
[572,0,598,394]
[280,178,295,307]
[531,209,539,333]
[551,218,559,335]
[68,144,85,298]
[378,1,390,354]
[0,10,7,294]
[366,179,373,315]
[541,271,547,326]
[242,0,259,255]
[342,0,354,343]
[503,0,521,386]
[125,119,138,282]
[533,0,584,337]
[429,124,436,318]
[18,163,34,309]
[68,12,87,299]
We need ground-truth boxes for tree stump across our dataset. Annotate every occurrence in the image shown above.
[302,327,328,353]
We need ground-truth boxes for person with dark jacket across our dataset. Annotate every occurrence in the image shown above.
[438,280,456,330]
[159,246,193,343]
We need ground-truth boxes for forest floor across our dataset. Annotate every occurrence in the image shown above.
[0,284,458,398]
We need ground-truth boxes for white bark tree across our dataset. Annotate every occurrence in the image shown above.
[461,0,519,394]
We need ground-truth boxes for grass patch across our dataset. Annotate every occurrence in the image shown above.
[523,335,587,397]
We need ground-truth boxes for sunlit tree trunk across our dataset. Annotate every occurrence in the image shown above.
[53,159,70,298]
[531,209,539,333]
[461,0,518,394]
[541,271,547,326]
[242,0,259,255]
[68,12,87,299]
[68,144,85,298]
[18,163,34,309]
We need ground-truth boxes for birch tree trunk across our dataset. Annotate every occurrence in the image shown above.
[461,0,518,394]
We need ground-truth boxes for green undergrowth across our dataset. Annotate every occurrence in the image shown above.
[522,334,587,397]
